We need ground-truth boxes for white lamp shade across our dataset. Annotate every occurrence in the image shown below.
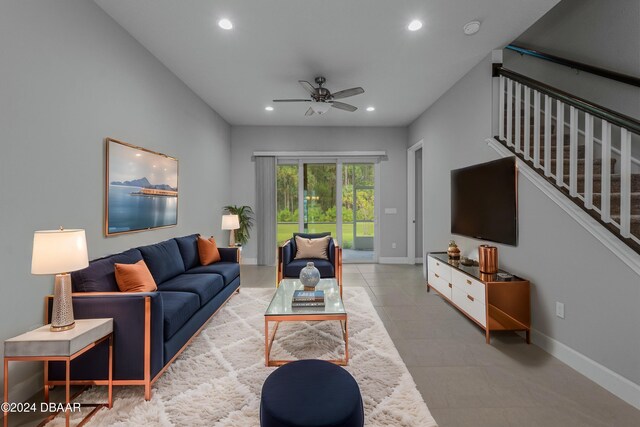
[221,214,240,230]
[31,229,89,275]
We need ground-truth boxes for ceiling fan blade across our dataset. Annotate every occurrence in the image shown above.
[305,107,315,116]
[331,87,364,100]
[273,99,311,102]
[298,80,317,95]
[330,101,357,112]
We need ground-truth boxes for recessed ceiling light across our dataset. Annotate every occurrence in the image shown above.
[265,106,274,111]
[407,20,423,31]
[463,20,481,35]
[366,106,375,112]
[218,18,233,30]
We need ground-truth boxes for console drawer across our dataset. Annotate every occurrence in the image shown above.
[428,268,452,300]
[451,269,486,305]
[428,256,451,282]
[451,285,486,327]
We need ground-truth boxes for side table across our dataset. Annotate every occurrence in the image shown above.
[3,318,113,427]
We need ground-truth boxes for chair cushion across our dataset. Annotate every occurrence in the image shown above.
[185,262,240,286]
[197,236,221,265]
[174,234,200,271]
[290,232,331,256]
[160,292,200,340]
[71,248,143,292]
[294,235,330,260]
[260,359,364,427]
[114,260,157,293]
[138,239,186,284]
[284,259,334,278]
[157,273,224,307]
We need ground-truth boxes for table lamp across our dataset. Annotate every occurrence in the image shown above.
[31,228,89,332]
[221,214,240,247]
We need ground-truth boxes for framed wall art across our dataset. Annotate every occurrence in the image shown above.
[105,138,178,236]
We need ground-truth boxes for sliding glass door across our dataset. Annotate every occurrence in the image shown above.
[276,160,376,262]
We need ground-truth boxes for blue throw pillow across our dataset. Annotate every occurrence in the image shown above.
[71,249,143,293]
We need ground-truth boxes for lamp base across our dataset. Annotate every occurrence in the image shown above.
[229,229,236,247]
[51,273,75,332]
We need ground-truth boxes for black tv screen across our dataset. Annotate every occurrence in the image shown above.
[451,157,518,245]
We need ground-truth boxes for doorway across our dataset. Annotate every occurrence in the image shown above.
[407,140,424,266]
[276,159,377,262]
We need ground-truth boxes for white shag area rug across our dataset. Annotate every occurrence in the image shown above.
[50,287,437,426]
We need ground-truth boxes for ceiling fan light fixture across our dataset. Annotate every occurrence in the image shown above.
[218,18,233,30]
[310,102,332,115]
[366,106,375,112]
[407,20,423,31]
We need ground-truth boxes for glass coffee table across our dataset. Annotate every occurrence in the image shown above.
[264,278,348,367]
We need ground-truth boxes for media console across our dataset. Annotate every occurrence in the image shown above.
[426,252,530,344]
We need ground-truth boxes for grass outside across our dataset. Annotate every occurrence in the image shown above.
[277,222,374,248]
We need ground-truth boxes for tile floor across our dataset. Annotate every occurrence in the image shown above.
[243,263,640,427]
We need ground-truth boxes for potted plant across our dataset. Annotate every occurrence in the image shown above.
[222,205,254,246]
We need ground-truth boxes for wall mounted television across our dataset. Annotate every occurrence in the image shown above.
[451,157,518,246]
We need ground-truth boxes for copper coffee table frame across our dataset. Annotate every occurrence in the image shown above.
[264,278,348,367]
[264,314,349,367]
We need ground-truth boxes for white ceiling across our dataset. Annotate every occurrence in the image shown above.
[95,0,558,127]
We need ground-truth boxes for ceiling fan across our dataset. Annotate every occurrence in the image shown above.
[273,77,364,116]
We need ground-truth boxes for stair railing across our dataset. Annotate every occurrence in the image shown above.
[496,67,640,246]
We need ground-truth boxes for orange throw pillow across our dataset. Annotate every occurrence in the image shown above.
[114,260,157,293]
[198,236,221,265]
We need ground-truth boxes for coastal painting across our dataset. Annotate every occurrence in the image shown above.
[105,138,178,236]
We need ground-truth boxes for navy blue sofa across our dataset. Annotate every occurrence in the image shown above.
[44,234,240,400]
[277,232,342,293]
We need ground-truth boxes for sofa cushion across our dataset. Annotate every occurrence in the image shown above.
[186,262,240,286]
[197,236,221,265]
[284,259,335,278]
[157,274,224,307]
[138,239,185,284]
[71,248,143,293]
[175,234,200,271]
[160,292,200,340]
[114,260,158,293]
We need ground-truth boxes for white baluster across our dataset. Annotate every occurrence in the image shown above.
[506,79,513,147]
[569,107,578,196]
[544,95,552,176]
[515,83,521,153]
[499,76,505,141]
[533,91,541,168]
[601,120,611,223]
[524,88,531,161]
[555,101,565,186]
[584,113,594,209]
[620,128,632,237]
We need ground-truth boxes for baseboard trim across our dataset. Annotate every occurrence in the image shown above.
[486,138,640,276]
[531,328,640,410]
[414,257,423,264]
[378,257,411,264]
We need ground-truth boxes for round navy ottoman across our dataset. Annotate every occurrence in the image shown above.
[260,359,364,427]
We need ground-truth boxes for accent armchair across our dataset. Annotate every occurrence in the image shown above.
[277,232,343,294]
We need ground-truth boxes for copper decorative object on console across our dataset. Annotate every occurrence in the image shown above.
[447,240,461,260]
[478,245,498,273]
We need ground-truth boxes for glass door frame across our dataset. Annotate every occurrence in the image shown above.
[276,157,380,263]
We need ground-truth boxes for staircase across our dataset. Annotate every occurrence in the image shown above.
[495,68,640,253]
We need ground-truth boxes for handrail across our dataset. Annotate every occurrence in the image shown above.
[497,67,640,135]
[506,44,640,88]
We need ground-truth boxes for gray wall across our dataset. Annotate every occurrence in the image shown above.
[230,126,408,261]
[504,0,640,119]
[0,0,231,400]
[409,52,640,387]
